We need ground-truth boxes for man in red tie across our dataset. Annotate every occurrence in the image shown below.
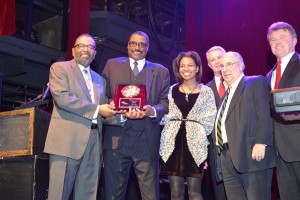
[205,46,227,200]
[266,21,300,200]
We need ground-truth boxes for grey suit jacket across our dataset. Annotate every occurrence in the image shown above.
[220,76,275,173]
[44,59,107,160]
[102,57,170,160]
[266,52,300,162]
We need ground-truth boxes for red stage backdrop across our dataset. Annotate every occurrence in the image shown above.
[67,0,91,59]
[0,0,16,36]
[186,0,300,84]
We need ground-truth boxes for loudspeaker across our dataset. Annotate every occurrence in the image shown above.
[0,155,49,200]
[0,108,51,157]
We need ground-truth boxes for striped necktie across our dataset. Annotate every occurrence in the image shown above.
[216,86,231,150]
[83,69,91,93]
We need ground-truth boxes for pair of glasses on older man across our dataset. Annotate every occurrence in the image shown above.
[220,61,240,69]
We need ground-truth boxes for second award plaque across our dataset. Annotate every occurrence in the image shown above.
[114,85,146,111]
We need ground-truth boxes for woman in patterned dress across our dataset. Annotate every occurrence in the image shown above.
[160,51,217,200]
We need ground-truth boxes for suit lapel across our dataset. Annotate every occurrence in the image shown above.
[91,70,102,104]
[279,53,298,88]
[212,79,222,107]
[226,76,247,119]
[71,60,92,102]
[145,61,154,102]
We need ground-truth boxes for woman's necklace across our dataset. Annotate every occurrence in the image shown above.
[181,83,198,102]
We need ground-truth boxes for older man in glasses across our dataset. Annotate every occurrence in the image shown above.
[215,51,275,200]
[102,31,170,200]
[44,33,119,200]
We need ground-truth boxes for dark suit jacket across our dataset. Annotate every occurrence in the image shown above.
[102,57,170,160]
[266,52,300,162]
[207,78,222,107]
[217,76,275,173]
[44,59,107,159]
[207,78,224,184]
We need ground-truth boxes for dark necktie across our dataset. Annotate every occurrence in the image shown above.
[274,60,282,89]
[216,87,231,150]
[218,78,226,98]
[133,61,139,76]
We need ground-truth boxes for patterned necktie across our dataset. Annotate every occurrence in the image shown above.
[274,60,282,89]
[218,78,226,98]
[83,69,91,93]
[216,87,231,150]
[133,61,139,76]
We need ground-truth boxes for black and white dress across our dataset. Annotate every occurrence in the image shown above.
[160,83,217,177]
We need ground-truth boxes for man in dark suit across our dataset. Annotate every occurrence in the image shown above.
[44,34,118,200]
[215,51,275,200]
[206,46,227,200]
[266,21,300,200]
[102,31,170,200]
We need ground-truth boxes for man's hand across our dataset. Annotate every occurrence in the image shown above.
[123,108,145,119]
[98,102,121,118]
[251,144,266,162]
[143,105,155,117]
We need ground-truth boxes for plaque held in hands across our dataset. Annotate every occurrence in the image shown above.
[114,85,146,111]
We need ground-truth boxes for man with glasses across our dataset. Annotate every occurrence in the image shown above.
[44,34,119,199]
[266,21,300,200]
[216,51,275,199]
[102,31,170,199]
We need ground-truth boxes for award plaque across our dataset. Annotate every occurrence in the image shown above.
[114,85,146,111]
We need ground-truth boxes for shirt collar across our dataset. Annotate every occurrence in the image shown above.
[228,73,244,90]
[280,51,294,67]
[129,58,146,69]
[78,63,90,72]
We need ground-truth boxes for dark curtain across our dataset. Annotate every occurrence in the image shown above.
[186,0,300,84]
[67,0,91,59]
[0,0,16,36]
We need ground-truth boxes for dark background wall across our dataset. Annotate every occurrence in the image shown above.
[186,0,300,83]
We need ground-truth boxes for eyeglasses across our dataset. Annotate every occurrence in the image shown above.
[220,61,240,69]
[74,44,95,50]
[128,41,148,48]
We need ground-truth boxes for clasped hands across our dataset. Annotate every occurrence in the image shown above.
[98,102,154,119]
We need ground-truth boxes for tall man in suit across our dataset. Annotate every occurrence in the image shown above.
[102,31,170,200]
[206,46,227,200]
[216,51,275,200]
[266,21,300,200]
[44,34,118,200]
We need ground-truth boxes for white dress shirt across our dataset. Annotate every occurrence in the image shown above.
[215,74,244,145]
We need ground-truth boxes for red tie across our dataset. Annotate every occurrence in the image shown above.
[218,78,226,98]
[274,60,282,89]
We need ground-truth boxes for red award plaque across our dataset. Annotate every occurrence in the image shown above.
[114,85,146,111]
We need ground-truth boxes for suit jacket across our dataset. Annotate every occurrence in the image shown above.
[266,52,300,162]
[102,57,170,160]
[207,78,222,107]
[207,78,224,183]
[44,59,107,160]
[217,76,275,173]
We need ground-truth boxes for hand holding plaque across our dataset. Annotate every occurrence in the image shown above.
[114,85,146,111]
